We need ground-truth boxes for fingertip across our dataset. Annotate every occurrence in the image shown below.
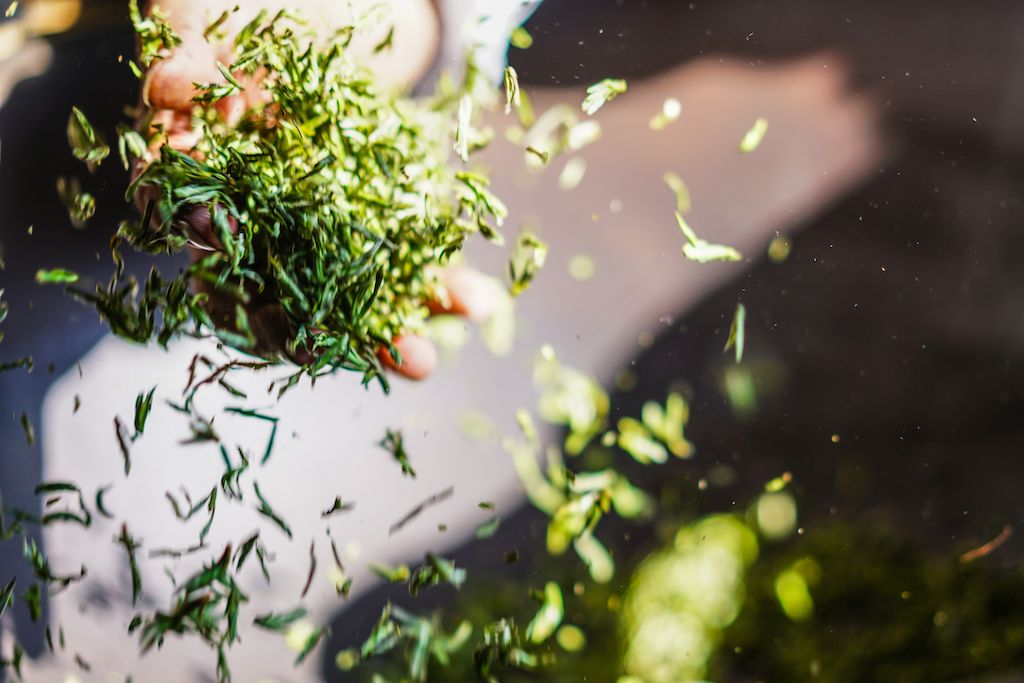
[379,335,438,381]
[439,267,502,322]
[144,45,222,111]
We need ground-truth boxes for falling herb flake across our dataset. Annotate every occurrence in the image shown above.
[455,94,473,163]
[253,482,292,539]
[254,607,308,632]
[370,562,411,584]
[35,268,79,284]
[379,429,415,478]
[526,582,564,644]
[301,540,316,598]
[740,116,769,153]
[389,486,454,536]
[724,303,746,363]
[581,78,627,116]
[663,171,692,213]
[133,386,156,436]
[114,416,132,475]
[504,66,521,114]
[4,2,17,18]
[510,26,533,49]
[475,516,501,539]
[202,6,235,41]
[225,407,278,464]
[765,471,793,493]
[321,496,355,518]
[649,97,682,131]
[94,485,115,518]
[116,524,143,606]
[509,229,548,297]
[675,212,743,263]
[56,176,95,228]
[558,157,587,191]
[408,553,466,596]
[768,234,792,263]
[67,107,110,170]
[20,412,34,445]
[373,25,395,53]
[0,578,14,620]
[128,0,181,68]
[0,356,33,373]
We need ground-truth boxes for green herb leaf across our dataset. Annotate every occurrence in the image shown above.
[254,607,307,632]
[510,26,533,49]
[724,302,746,363]
[379,429,415,478]
[675,212,743,263]
[525,582,563,644]
[67,107,110,170]
[253,482,292,539]
[581,78,627,115]
[35,268,79,284]
[740,116,769,152]
[116,524,143,606]
[56,176,95,228]
[134,386,157,436]
[504,66,521,115]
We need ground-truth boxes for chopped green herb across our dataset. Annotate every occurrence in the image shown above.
[116,523,143,606]
[675,212,743,263]
[35,268,79,284]
[128,0,181,68]
[371,562,411,584]
[67,107,110,170]
[504,66,521,114]
[134,385,157,436]
[20,412,34,445]
[84,11,513,390]
[255,607,307,632]
[56,176,95,228]
[95,485,114,518]
[253,482,292,539]
[408,553,466,596]
[510,26,533,49]
[301,540,316,598]
[740,116,769,152]
[663,171,691,213]
[321,496,355,518]
[525,582,563,644]
[475,516,501,539]
[509,229,548,297]
[114,416,132,475]
[389,486,454,536]
[724,302,746,363]
[379,429,415,478]
[4,2,17,18]
[0,578,14,620]
[581,78,627,116]
[373,25,395,53]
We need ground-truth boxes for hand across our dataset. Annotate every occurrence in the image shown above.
[136,0,496,380]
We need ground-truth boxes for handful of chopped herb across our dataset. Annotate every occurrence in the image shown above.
[94,9,507,389]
